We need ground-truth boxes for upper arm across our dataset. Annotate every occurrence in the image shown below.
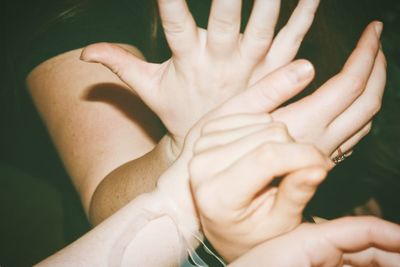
[26,44,165,212]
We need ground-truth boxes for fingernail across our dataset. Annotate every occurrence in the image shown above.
[296,60,314,81]
[374,21,383,37]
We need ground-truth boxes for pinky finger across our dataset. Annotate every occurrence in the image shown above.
[271,166,327,220]
[331,122,372,159]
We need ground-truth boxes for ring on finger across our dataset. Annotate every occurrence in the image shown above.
[332,147,348,164]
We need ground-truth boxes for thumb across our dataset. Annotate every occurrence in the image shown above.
[216,60,315,116]
[80,42,157,101]
[272,166,327,219]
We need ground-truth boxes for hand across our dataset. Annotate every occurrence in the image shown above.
[80,0,320,150]
[153,60,316,249]
[189,113,332,261]
[229,217,400,267]
[272,21,386,158]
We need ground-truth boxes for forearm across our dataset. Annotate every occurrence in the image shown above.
[89,134,179,225]
[36,193,186,267]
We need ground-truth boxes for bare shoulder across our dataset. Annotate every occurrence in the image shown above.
[27,43,164,211]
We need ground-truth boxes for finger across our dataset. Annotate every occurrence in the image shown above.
[157,0,198,56]
[241,0,281,61]
[272,166,327,219]
[80,43,158,101]
[214,143,331,208]
[216,59,315,117]
[327,49,386,145]
[295,21,383,125]
[262,0,320,71]
[196,124,270,154]
[202,113,273,134]
[331,122,372,159]
[207,0,242,57]
[317,217,400,253]
[190,123,292,185]
[343,248,400,267]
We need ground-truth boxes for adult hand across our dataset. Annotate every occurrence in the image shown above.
[229,217,400,267]
[189,113,332,261]
[80,0,320,151]
[153,59,316,250]
[81,1,385,162]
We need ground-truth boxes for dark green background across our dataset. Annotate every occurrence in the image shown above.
[1,1,400,266]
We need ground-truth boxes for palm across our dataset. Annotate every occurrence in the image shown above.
[81,0,319,146]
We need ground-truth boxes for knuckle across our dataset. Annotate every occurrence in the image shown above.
[258,143,277,161]
[303,144,325,162]
[162,13,190,35]
[255,84,281,105]
[267,123,291,142]
[363,216,381,238]
[210,14,239,33]
[163,21,186,35]
[249,25,274,42]
[344,75,365,96]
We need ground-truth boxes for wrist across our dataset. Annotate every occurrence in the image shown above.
[153,188,202,250]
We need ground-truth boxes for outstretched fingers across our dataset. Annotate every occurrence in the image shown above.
[303,21,382,124]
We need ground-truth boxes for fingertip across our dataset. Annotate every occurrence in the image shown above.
[295,59,315,80]
[80,42,109,62]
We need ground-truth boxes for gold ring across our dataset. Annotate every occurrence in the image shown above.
[332,147,347,164]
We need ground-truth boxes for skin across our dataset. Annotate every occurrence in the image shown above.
[189,113,332,261]
[36,59,319,267]
[229,217,400,267]
[27,0,385,227]
[35,62,400,266]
